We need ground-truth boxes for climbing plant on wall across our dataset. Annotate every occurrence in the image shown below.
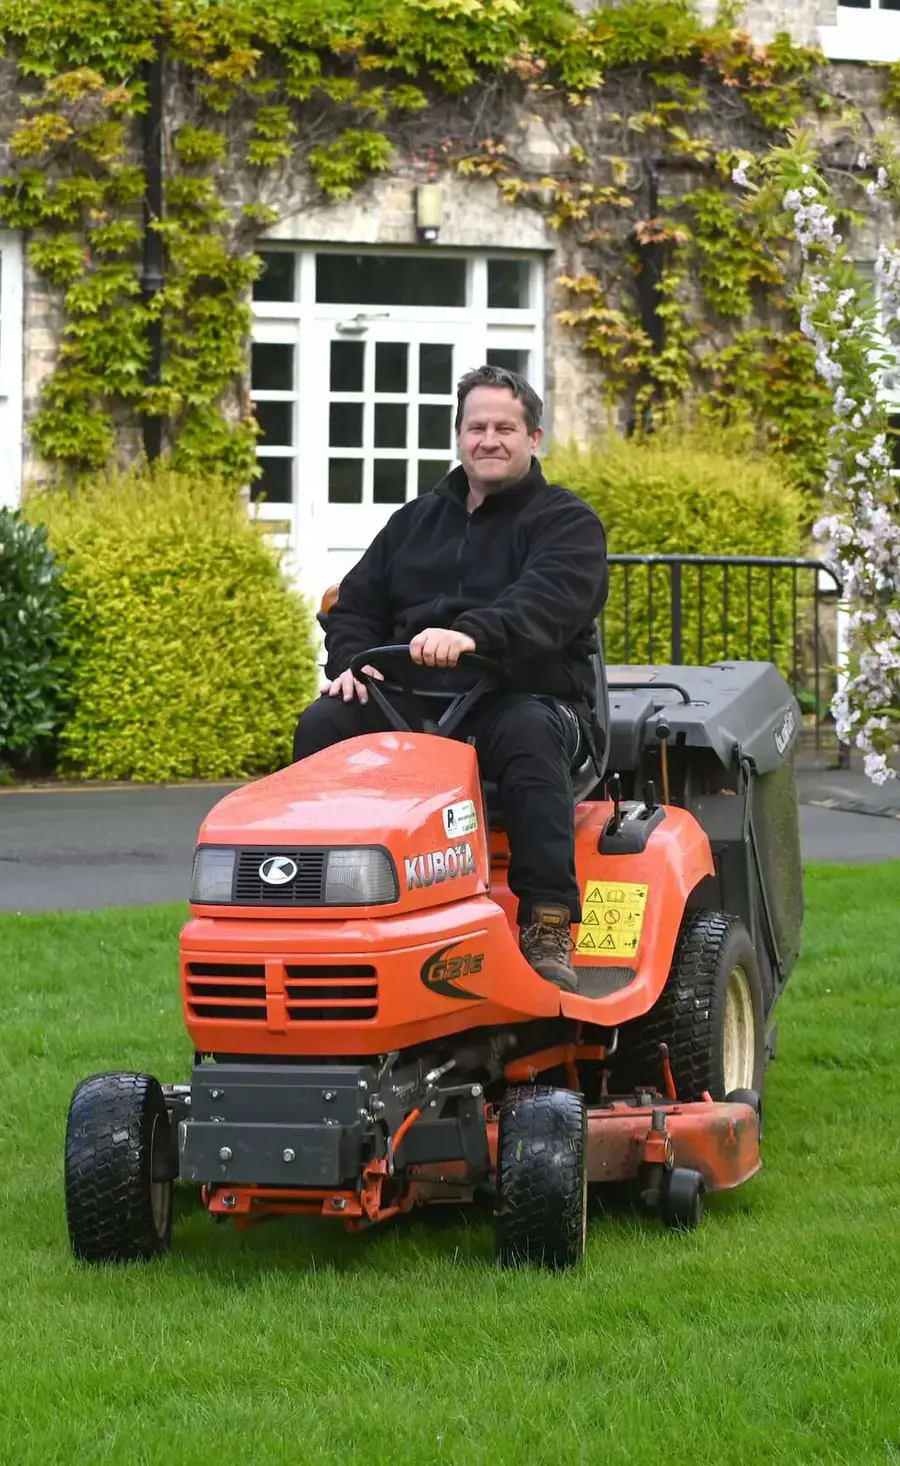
[0,0,886,499]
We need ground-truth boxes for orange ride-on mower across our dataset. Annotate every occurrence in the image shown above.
[65,645,803,1270]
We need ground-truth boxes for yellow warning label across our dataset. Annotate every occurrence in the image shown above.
[575,881,648,958]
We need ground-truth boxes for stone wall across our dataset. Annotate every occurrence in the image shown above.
[12,37,898,483]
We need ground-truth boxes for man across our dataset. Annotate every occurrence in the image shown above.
[293,365,608,992]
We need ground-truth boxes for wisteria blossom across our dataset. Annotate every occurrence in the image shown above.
[736,147,900,783]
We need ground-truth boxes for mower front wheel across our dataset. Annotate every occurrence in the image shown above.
[495,1085,587,1271]
[65,1072,175,1264]
[661,1167,706,1231]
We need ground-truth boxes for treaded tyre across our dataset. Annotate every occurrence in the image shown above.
[661,1167,705,1231]
[613,912,765,1102]
[65,1072,174,1264]
[495,1085,587,1271]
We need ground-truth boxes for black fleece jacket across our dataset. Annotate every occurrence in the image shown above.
[322,459,608,712]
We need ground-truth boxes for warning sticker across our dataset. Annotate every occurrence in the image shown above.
[576,881,648,958]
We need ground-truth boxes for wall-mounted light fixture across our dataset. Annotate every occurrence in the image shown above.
[416,184,443,243]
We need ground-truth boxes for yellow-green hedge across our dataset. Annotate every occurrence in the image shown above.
[28,468,319,781]
[544,430,808,670]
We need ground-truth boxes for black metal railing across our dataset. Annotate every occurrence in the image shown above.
[603,554,845,759]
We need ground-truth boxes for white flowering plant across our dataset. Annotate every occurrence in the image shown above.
[732,134,900,784]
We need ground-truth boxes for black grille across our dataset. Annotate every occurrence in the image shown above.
[187,962,266,1022]
[234,849,326,904]
[285,964,378,1023]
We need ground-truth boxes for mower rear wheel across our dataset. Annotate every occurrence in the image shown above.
[495,1085,587,1271]
[660,1167,705,1231]
[65,1072,174,1264]
[614,912,765,1102]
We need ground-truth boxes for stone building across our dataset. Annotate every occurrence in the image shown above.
[0,0,897,605]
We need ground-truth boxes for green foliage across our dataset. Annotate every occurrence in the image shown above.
[0,0,855,492]
[27,467,319,780]
[545,429,807,667]
[0,508,66,770]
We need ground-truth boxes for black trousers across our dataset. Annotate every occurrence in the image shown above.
[292,691,582,925]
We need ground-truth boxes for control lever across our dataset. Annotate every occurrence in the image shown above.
[642,780,658,813]
[655,718,671,806]
[606,772,623,834]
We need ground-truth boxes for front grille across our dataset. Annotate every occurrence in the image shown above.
[234,849,326,905]
[285,964,378,1023]
[187,962,266,1022]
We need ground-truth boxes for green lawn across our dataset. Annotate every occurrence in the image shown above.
[2,865,899,1465]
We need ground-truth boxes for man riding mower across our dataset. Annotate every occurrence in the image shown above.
[64,367,803,1269]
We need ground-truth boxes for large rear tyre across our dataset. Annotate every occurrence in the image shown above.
[613,912,765,1102]
[495,1085,587,1271]
[65,1072,174,1264]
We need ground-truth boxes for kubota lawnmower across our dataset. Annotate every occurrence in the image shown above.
[65,640,803,1269]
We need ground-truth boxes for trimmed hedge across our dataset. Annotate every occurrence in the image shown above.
[0,508,66,772]
[27,468,319,781]
[544,430,808,670]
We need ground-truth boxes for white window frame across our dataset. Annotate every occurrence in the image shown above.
[818,3,900,63]
[0,231,24,509]
[250,247,545,598]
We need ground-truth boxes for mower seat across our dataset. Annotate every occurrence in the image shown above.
[483,641,610,826]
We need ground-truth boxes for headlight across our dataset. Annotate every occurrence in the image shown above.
[190,847,235,903]
[324,848,398,905]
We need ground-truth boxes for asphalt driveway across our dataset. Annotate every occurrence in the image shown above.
[1,776,897,914]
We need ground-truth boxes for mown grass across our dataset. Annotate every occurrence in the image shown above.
[1,865,899,1465]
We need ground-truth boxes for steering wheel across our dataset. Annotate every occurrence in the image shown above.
[347,645,500,738]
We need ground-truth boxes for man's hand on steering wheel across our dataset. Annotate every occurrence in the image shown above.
[324,665,384,704]
[409,628,476,668]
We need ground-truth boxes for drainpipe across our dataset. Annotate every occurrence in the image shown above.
[141,23,164,463]
[630,156,666,434]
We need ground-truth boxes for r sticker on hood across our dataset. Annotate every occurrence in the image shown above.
[442,799,478,838]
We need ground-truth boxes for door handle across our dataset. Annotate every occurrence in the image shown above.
[335,312,390,335]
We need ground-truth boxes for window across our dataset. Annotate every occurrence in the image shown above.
[316,254,467,307]
[250,336,296,504]
[818,2,900,62]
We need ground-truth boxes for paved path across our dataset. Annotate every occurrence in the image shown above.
[1,775,897,914]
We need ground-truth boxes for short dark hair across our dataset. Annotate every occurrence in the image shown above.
[455,365,543,435]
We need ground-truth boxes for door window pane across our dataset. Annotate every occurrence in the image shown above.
[330,340,364,392]
[419,344,453,395]
[419,404,452,451]
[328,459,363,503]
[253,252,295,302]
[486,348,530,379]
[487,259,531,310]
[330,402,363,448]
[252,458,292,504]
[252,343,294,392]
[316,254,467,307]
[373,460,408,504]
[375,342,408,393]
[418,460,453,496]
[254,400,293,446]
[374,404,407,449]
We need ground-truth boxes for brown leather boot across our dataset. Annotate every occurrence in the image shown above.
[520,904,579,993]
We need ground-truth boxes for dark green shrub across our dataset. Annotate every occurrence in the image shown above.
[28,467,319,781]
[544,429,808,669]
[0,509,65,772]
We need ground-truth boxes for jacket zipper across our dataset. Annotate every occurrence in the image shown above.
[456,516,472,595]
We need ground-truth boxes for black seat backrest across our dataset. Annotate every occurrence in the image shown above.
[591,630,610,785]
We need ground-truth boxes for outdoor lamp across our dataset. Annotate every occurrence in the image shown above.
[416,184,443,243]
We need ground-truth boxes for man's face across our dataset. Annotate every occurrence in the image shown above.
[456,386,542,492]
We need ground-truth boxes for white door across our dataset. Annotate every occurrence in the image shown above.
[299,319,480,607]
